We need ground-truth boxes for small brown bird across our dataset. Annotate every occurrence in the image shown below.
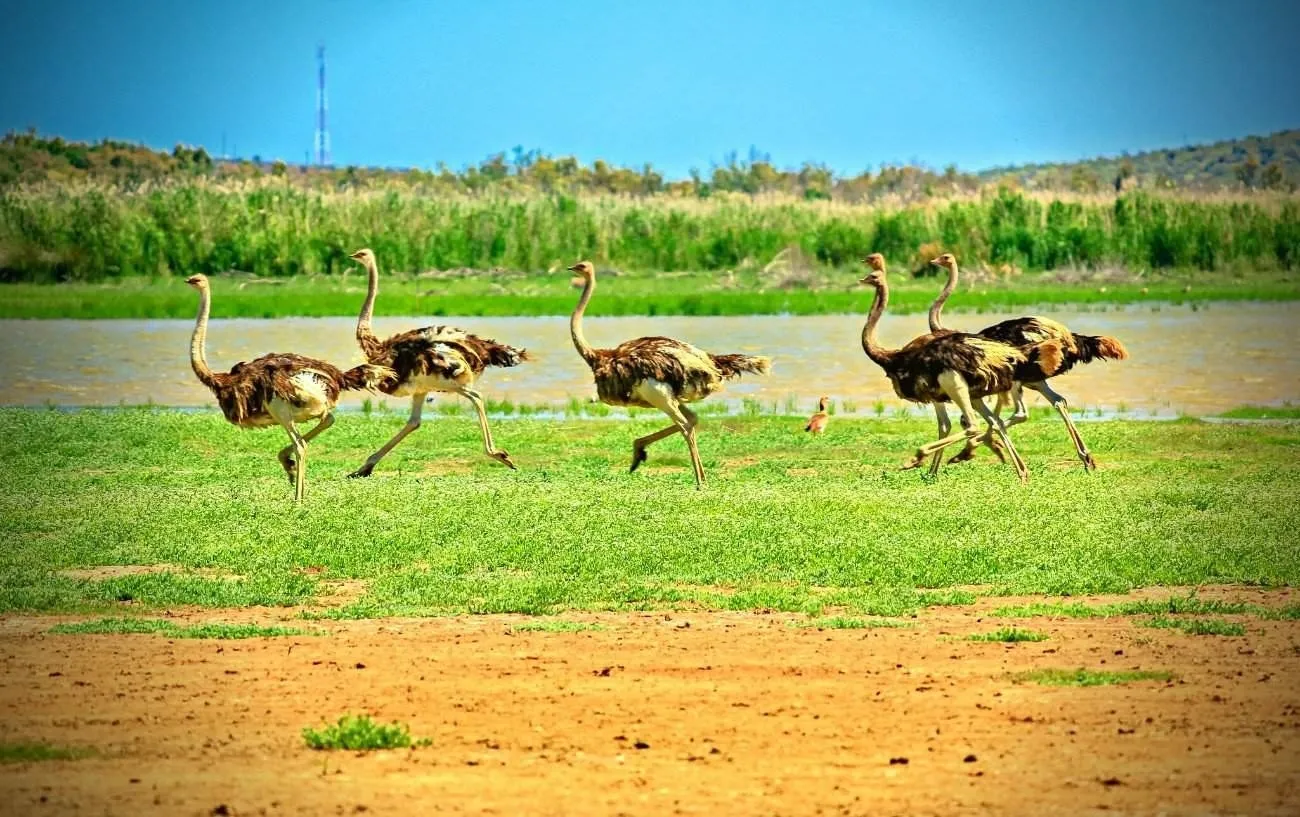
[805,396,830,434]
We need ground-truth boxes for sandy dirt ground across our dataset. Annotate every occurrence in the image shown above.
[1,588,1299,816]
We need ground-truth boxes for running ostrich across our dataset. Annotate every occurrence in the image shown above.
[567,260,770,489]
[805,396,830,434]
[927,253,1129,470]
[185,274,391,502]
[346,248,530,477]
[858,254,1053,481]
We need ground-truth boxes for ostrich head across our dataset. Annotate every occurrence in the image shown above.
[185,274,208,289]
[567,260,596,279]
[348,248,376,266]
[930,252,957,270]
[860,253,886,286]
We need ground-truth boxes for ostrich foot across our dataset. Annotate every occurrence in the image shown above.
[629,447,648,472]
[348,463,376,479]
[947,447,977,465]
[491,450,517,470]
[900,451,927,470]
[1082,452,1098,471]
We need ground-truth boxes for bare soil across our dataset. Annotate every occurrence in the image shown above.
[2,590,1299,816]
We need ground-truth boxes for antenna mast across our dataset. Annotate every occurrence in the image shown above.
[315,45,330,166]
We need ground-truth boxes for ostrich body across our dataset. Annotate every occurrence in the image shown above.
[347,249,530,477]
[927,253,1128,470]
[567,261,770,488]
[185,274,391,501]
[857,254,1032,481]
[805,396,830,434]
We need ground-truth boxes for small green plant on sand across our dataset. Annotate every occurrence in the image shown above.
[510,620,604,633]
[967,627,1048,643]
[1143,616,1245,636]
[798,616,911,630]
[0,742,90,763]
[302,715,429,751]
[49,618,310,639]
[1012,668,1174,687]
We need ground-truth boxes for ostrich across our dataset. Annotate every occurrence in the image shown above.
[567,260,770,489]
[857,254,1043,481]
[927,253,1128,470]
[346,248,531,477]
[185,274,391,502]
[805,396,830,434]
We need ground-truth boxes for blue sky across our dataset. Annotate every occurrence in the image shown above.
[2,0,1298,177]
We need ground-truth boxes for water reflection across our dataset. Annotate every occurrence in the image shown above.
[0,303,1295,416]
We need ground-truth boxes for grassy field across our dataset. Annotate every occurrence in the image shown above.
[1,264,1294,319]
[1,409,1296,619]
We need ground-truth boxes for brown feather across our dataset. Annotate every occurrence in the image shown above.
[360,325,530,394]
[977,317,1127,377]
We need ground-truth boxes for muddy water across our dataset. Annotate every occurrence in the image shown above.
[0,303,1295,415]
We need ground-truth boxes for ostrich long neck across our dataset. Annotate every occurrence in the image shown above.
[570,274,599,366]
[860,279,895,368]
[927,262,958,333]
[189,286,218,388]
[356,257,381,356]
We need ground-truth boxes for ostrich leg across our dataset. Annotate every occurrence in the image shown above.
[970,394,1028,482]
[1027,380,1096,471]
[629,423,683,472]
[350,393,426,478]
[928,405,952,476]
[638,384,705,489]
[279,412,335,484]
[269,402,309,502]
[457,386,517,470]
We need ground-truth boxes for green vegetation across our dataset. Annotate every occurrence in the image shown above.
[509,620,604,633]
[0,410,1296,619]
[4,180,1300,288]
[994,596,1263,619]
[1,264,1293,319]
[302,715,425,751]
[798,616,912,630]
[0,742,90,764]
[1143,616,1246,636]
[1216,403,1300,420]
[5,128,1296,194]
[48,617,312,639]
[966,627,1049,643]
[1011,668,1175,687]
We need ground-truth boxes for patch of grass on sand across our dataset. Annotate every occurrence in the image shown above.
[1012,668,1175,687]
[1143,616,1246,636]
[48,618,312,639]
[798,616,912,630]
[1216,403,1300,420]
[0,742,91,764]
[966,627,1048,642]
[302,715,428,751]
[509,620,605,633]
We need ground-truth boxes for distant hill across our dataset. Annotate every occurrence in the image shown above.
[2,127,1297,196]
[980,130,1300,192]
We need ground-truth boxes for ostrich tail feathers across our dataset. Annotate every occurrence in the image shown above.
[1075,334,1129,363]
[710,353,772,379]
[341,364,396,393]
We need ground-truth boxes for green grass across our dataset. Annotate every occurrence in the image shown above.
[47,617,312,639]
[3,268,1291,319]
[1216,403,1300,420]
[993,596,1262,619]
[302,715,426,751]
[0,410,1297,619]
[1143,616,1246,636]
[509,620,605,633]
[1011,668,1175,687]
[966,627,1049,643]
[0,742,91,764]
[797,616,912,630]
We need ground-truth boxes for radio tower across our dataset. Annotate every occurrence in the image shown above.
[314,45,330,166]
